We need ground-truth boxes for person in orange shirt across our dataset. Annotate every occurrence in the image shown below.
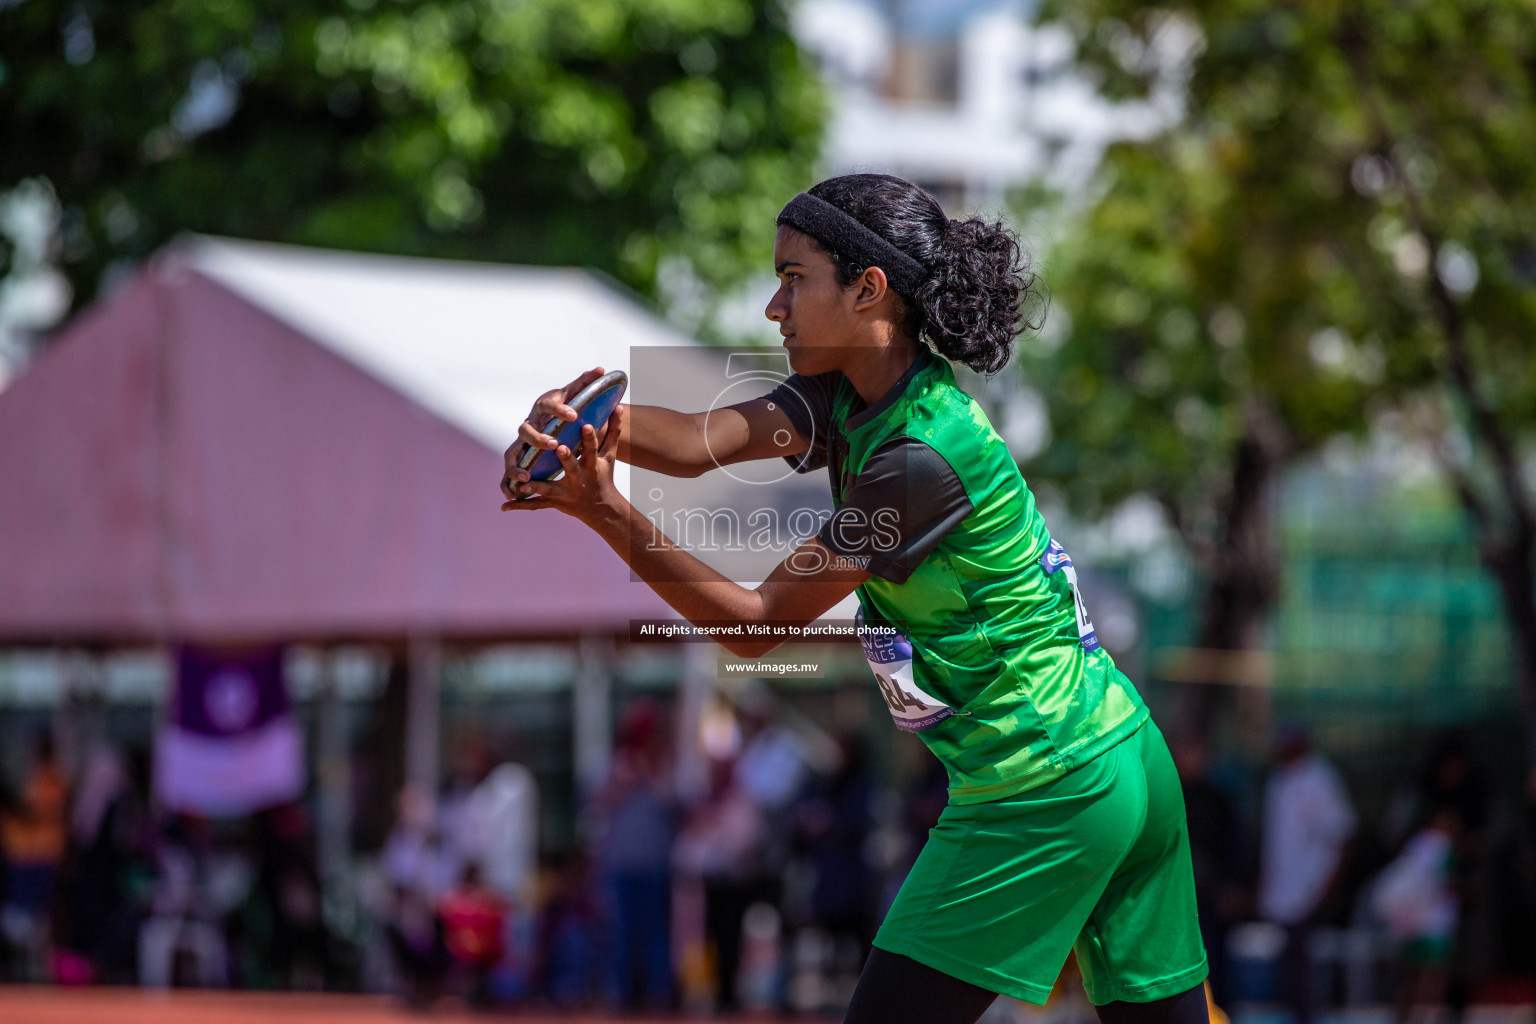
[0,734,67,978]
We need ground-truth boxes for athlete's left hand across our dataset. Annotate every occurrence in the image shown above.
[500,405,626,526]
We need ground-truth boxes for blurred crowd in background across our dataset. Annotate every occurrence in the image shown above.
[4,689,1535,1020]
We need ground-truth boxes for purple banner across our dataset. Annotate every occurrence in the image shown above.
[173,646,290,737]
[156,645,303,816]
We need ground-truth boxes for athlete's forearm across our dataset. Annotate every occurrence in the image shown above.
[615,404,711,477]
[585,499,787,657]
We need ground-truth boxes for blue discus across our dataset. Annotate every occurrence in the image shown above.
[517,369,627,481]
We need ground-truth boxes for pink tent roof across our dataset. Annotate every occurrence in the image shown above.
[0,246,674,644]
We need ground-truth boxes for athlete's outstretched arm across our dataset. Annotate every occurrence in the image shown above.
[502,367,806,498]
[503,407,865,659]
[616,398,807,477]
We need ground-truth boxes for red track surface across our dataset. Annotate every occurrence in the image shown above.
[0,987,784,1024]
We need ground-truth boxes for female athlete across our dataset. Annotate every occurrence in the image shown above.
[501,173,1209,1024]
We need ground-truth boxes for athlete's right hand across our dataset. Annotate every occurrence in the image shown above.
[502,367,607,501]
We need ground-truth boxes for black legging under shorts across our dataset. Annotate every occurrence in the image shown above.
[843,948,1210,1024]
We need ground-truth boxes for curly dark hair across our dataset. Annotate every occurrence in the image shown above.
[802,173,1040,374]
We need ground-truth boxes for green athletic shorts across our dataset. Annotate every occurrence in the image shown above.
[874,719,1208,1005]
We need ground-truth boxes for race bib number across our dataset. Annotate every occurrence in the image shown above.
[856,607,957,732]
[1040,538,1101,652]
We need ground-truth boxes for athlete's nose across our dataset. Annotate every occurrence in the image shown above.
[765,290,787,323]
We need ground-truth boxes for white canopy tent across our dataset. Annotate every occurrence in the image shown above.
[186,236,692,498]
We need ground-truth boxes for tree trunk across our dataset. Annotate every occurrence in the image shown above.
[1503,554,1536,761]
[1180,402,1287,735]
[1471,513,1536,763]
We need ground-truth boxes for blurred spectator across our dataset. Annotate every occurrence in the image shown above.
[471,761,538,909]
[1415,735,1489,840]
[735,694,810,815]
[382,783,456,902]
[422,733,536,1000]
[674,757,765,1014]
[55,745,150,984]
[1172,733,1245,1006]
[1414,735,1488,1019]
[381,784,453,1007]
[732,692,810,1010]
[588,700,676,1010]
[1372,807,1460,1022]
[1258,725,1356,1024]
[0,733,67,981]
[793,736,877,1005]
[433,735,537,1001]
[438,738,493,883]
[139,814,227,988]
[384,885,448,1008]
[532,851,602,1006]
[438,863,508,1007]
[798,738,876,946]
[894,759,950,904]
[254,803,328,989]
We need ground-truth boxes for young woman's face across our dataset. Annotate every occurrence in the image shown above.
[765,226,861,377]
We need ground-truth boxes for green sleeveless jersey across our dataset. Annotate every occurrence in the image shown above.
[834,352,1148,803]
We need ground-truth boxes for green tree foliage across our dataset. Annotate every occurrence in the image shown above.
[1026,0,1536,722]
[0,0,824,325]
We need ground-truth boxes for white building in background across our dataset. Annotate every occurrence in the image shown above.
[0,182,72,390]
[791,0,1188,212]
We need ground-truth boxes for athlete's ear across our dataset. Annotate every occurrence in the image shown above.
[850,265,891,313]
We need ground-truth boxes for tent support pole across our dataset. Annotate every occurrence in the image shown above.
[56,649,107,780]
[315,648,352,894]
[674,644,715,804]
[573,634,613,797]
[406,635,441,793]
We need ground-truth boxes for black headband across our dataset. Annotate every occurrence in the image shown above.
[776,192,928,297]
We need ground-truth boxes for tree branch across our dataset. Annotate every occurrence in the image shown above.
[1155,487,1215,575]
[1342,12,1536,551]
[1431,443,1500,563]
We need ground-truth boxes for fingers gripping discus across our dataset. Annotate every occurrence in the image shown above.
[517,370,627,482]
